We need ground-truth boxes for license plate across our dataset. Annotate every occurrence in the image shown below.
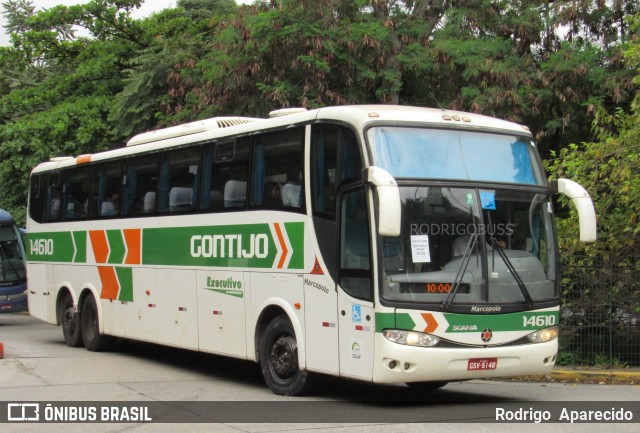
[467,358,497,370]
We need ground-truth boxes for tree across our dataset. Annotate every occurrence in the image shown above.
[547,13,640,347]
[2,0,35,36]
[0,1,148,224]
[157,0,636,160]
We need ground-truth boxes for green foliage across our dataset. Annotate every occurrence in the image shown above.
[548,15,640,367]
[592,354,628,369]
[555,349,579,366]
[0,0,639,235]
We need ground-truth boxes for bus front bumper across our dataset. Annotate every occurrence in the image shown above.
[372,332,557,384]
[0,291,28,313]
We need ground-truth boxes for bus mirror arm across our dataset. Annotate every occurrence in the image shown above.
[364,167,401,237]
[550,178,597,243]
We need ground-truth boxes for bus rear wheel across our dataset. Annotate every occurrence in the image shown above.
[259,316,312,396]
[80,295,112,352]
[58,293,83,347]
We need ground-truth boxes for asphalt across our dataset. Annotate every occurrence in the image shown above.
[1,338,638,385]
[1,312,639,384]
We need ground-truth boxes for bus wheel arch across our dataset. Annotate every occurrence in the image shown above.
[254,302,306,366]
[56,287,83,348]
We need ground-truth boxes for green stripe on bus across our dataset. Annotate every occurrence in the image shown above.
[141,222,304,269]
[26,231,81,263]
[115,267,133,302]
[444,311,560,332]
[284,222,304,269]
[27,222,304,270]
[107,230,126,264]
[375,312,396,332]
[395,313,417,331]
[378,310,560,334]
[72,231,87,263]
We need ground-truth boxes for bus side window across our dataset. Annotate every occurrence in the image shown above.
[158,148,199,214]
[29,174,45,224]
[339,187,372,300]
[312,124,361,219]
[44,173,61,222]
[92,162,122,218]
[201,139,250,211]
[249,128,304,211]
[61,168,90,220]
[122,156,157,216]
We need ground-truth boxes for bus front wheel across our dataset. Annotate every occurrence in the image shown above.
[259,316,312,396]
[58,293,83,347]
[80,295,112,352]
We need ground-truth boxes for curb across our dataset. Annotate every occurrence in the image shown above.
[500,369,640,385]
[550,369,640,385]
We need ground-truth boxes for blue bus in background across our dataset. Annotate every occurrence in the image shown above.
[0,209,27,313]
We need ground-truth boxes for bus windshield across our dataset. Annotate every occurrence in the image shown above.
[0,224,26,286]
[381,186,557,306]
[368,126,545,185]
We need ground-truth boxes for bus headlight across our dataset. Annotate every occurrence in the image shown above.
[527,326,559,344]
[382,329,440,347]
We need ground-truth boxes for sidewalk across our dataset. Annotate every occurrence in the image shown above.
[549,367,640,385]
[502,367,640,385]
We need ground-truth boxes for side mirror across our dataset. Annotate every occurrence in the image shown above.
[550,178,597,243]
[365,167,401,236]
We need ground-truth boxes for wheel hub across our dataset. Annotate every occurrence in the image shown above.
[62,308,76,334]
[270,335,297,379]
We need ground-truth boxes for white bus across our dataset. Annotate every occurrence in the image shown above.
[26,105,596,395]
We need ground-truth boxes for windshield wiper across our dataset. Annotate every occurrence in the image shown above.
[442,233,477,310]
[486,213,534,308]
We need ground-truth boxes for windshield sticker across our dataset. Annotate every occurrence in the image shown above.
[410,235,431,263]
[480,190,496,210]
[465,192,475,205]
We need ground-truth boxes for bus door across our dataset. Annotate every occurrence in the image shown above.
[337,187,375,380]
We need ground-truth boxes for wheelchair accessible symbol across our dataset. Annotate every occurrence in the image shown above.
[480,190,496,210]
[352,305,362,323]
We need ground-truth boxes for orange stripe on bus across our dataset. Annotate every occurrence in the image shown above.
[98,266,119,300]
[76,154,92,164]
[274,223,288,269]
[123,228,141,265]
[89,230,109,263]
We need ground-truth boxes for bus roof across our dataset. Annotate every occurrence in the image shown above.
[31,105,532,174]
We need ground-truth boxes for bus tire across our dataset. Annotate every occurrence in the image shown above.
[259,315,312,396]
[58,293,83,348]
[80,295,112,352]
